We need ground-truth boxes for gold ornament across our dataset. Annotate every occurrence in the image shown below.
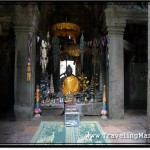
[52,22,80,44]
[64,44,89,57]
[64,44,80,57]
[78,73,89,91]
[27,61,31,81]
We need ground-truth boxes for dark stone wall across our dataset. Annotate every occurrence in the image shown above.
[0,38,15,113]
[124,55,147,109]
[124,53,131,108]
[124,23,147,110]
[129,62,147,109]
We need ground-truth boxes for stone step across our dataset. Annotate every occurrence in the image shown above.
[40,104,64,116]
[40,102,103,116]
[41,107,64,116]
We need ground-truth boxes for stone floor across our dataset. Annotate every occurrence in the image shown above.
[0,108,147,146]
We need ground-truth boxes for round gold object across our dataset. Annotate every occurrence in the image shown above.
[64,44,89,57]
[52,22,80,44]
[64,44,80,57]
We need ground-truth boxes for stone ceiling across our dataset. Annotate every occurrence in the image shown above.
[0,2,148,47]
[37,2,107,42]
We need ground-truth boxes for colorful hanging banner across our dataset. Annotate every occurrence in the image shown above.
[84,35,110,50]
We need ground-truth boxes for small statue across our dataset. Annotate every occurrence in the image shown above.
[46,96,50,106]
[84,97,88,104]
[65,91,74,103]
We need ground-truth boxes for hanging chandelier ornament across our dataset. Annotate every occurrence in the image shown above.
[64,44,89,57]
[64,44,80,57]
[52,22,80,44]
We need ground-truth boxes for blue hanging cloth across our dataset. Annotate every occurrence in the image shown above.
[52,36,59,72]
[80,32,84,71]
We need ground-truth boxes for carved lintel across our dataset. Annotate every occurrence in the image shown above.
[105,5,148,25]
[14,26,36,34]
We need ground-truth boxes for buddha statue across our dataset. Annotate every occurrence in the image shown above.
[62,65,80,96]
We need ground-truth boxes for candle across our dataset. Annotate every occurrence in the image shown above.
[36,85,40,103]
[103,85,106,104]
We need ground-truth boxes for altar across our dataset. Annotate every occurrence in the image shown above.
[34,18,106,118]
[40,101,102,116]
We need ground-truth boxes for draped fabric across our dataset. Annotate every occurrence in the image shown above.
[62,75,80,96]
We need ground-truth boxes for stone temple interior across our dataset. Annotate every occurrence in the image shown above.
[0,1,149,145]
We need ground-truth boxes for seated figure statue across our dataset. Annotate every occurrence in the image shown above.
[62,65,80,96]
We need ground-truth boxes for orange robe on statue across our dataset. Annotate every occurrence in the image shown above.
[62,75,80,96]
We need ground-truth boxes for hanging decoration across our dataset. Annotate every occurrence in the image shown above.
[27,61,31,82]
[51,21,81,70]
[64,44,89,57]
[80,32,84,71]
[84,35,110,49]
[52,22,80,44]
[83,35,110,81]
[52,36,59,72]
[27,32,33,82]
[64,44,80,57]
[39,31,51,106]
[40,40,49,74]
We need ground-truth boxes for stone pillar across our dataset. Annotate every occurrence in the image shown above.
[147,3,150,144]
[98,48,106,99]
[98,56,103,93]
[105,7,126,119]
[13,5,40,120]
